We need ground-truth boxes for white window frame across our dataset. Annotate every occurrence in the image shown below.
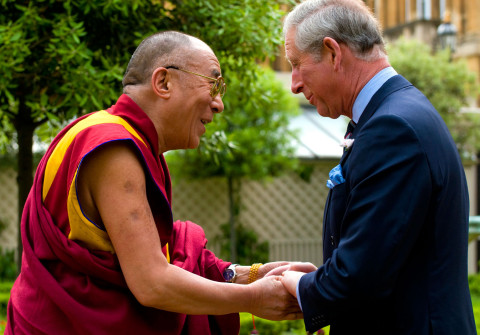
[405,0,410,21]
[417,0,432,19]
[439,0,446,19]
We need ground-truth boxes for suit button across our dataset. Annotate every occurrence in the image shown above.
[330,236,335,246]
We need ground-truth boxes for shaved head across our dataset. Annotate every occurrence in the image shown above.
[122,31,213,89]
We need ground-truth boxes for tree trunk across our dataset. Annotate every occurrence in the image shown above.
[227,176,236,263]
[227,176,242,263]
[15,115,36,275]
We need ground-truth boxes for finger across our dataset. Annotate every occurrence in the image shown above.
[289,262,318,273]
[281,271,305,297]
[260,262,290,276]
[268,261,290,268]
[264,264,290,277]
[283,312,304,320]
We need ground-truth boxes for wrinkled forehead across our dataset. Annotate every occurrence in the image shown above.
[284,28,299,61]
[185,41,222,77]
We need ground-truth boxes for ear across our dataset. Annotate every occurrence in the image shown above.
[323,37,342,70]
[151,67,171,99]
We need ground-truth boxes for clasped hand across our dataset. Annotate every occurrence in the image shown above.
[264,262,317,297]
[247,262,317,321]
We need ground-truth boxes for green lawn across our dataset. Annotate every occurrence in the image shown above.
[471,294,480,333]
[0,281,10,334]
[1,283,480,335]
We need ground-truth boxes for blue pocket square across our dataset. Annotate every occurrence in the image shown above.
[326,164,345,189]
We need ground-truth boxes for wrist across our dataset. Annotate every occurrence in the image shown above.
[248,263,263,284]
[230,264,264,284]
[231,265,249,284]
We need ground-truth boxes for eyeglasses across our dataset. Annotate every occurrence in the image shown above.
[165,66,226,98]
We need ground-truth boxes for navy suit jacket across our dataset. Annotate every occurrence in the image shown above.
[299,75,476,334]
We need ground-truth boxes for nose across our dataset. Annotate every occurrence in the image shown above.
[211,94,224,114]
[290,68,303,94]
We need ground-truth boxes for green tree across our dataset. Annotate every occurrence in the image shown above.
[0,0,167,271]
[388,38,480,161]
[0,0,296,270]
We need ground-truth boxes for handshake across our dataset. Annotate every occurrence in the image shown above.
[236,261,317,322]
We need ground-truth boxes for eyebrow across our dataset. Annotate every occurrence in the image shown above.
[286,58,296,67]
[285,52,295,65]
[211,69,221,78]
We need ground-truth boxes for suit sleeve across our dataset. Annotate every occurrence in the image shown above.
[299,114,432,331]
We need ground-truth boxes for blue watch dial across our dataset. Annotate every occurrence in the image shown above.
[223,268,235,282]
[223,264,237,282]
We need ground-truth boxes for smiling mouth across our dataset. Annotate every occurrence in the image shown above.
[201,119,211,125]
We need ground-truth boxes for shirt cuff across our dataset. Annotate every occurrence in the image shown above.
[296,281,303,311]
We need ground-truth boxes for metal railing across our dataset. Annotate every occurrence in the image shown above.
[269,239,323,266]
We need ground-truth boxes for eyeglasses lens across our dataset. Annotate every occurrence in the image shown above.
[211,78,226,98]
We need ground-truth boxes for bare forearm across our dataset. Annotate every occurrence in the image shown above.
[143,264,251,315]
[133,264,301,321]
[90,146,300,319]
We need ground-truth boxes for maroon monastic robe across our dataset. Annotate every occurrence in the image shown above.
[6,95,239,334]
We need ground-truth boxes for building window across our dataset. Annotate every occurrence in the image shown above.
[405,0,410,21]
[439,0,446,19]
[417,0,432,19]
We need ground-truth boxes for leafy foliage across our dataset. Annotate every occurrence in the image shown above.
[0,0,299,178]
[239,312,329,334]
[215,223,269,265]
[388,38,480,161]
[0,280,13,324]
[469,274,480,297]
[0,0,296,145]
[0,219,17,281]
[0,249,16,282]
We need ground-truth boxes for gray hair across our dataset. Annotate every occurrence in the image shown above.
[122,31,193,88]
[283,0,386,61]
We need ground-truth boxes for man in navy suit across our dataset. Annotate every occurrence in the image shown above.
[280,0,477,333]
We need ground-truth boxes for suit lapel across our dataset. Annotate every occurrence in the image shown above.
[339,75,411,166]
[324,75,413,259]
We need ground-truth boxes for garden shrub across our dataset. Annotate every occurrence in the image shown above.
[469,274,480,297]
[0,281,13,319]
[215,223,269,265]
[239,313,306,335]
[0,249,16,281]
[0,217,17,282]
